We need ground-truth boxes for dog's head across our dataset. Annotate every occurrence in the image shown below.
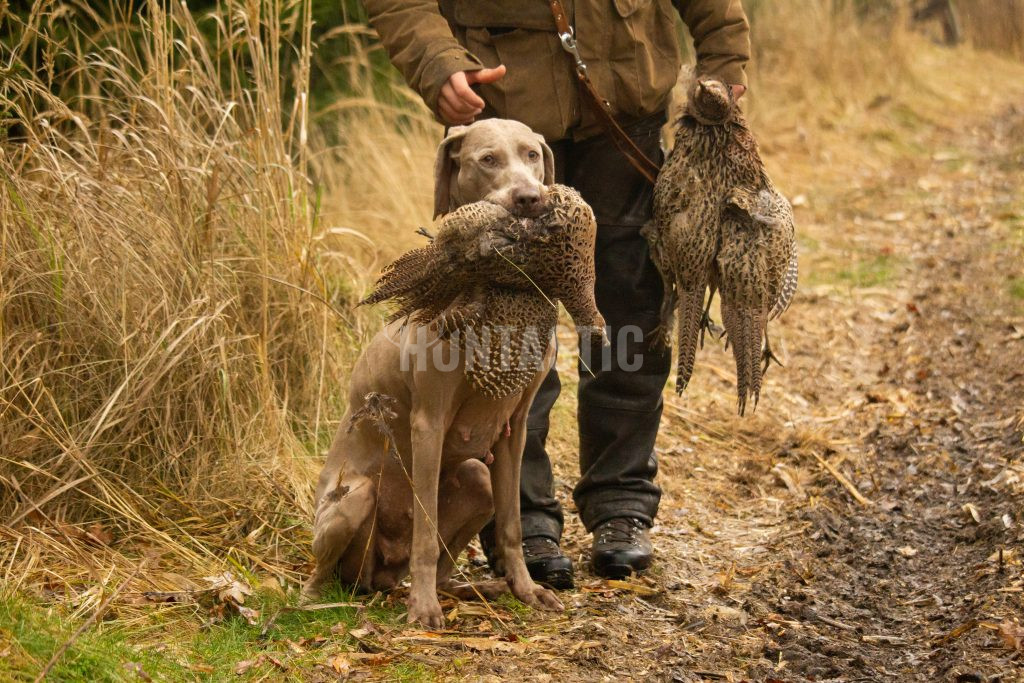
[433,119,555,219]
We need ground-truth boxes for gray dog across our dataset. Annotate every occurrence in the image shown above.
[305,120,604,627]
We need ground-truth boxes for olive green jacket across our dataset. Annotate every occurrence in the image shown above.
[361,0,750,141]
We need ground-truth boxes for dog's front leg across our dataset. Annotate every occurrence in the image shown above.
[491,404,564,612]
[406,406,446,628]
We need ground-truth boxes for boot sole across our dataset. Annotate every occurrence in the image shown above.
[533,566,574,590]
[593,557,652,579]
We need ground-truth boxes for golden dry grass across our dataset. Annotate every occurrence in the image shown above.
[1,0,1023,657]
[960,0,1024,59]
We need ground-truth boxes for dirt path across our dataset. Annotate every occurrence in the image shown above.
[432,106,1023,682]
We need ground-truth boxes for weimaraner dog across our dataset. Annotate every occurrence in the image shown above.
[305,120,602,628]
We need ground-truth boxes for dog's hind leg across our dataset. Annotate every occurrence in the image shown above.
[435,458,497,596]
[304,475,374,599]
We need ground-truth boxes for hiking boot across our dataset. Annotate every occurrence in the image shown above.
[522,536,574,589]
[483,534,574,590]
[591,517,653,578]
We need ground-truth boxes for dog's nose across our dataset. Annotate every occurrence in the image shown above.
[512,189,542,216]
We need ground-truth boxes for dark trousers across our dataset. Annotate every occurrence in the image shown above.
[519,113,673,540]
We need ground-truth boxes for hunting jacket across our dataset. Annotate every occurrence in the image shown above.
[361,0,751,141]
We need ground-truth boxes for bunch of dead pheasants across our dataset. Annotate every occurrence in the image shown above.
[644,76,798,415]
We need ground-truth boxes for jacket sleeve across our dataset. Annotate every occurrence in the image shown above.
[361,0,483,115]
[675,0,751,87]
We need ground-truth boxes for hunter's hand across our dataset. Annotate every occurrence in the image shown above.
[439,66,506,125]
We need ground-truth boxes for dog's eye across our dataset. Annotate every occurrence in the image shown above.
[527,150,540,161]
[481,154,496,165]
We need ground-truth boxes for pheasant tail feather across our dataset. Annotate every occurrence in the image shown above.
[674,286,706,395]
[360,246,439,306]
[721,301,766,415]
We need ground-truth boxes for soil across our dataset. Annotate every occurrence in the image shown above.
[421,105,1024,681]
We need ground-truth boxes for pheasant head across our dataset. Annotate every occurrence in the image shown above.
[686,77,736,126]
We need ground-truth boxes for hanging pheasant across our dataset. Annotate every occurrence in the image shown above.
[644,76,797,414]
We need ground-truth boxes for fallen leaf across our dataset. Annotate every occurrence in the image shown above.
[258,576,286,598]
[569,640,602,653]
[459,637,501,651]
[202,572,252,606]
[896,546,918,558]
[997,621,1024,650]
[235,604,260,626]
[86,523,114,546]
[962,503,981,524]
[235,659,256,675]
[604,579,662,596]
[451,603,494,618]
[986,548,1017,564]
[937,619,979,644]
[702,605,748,626]
[329,654,351,675]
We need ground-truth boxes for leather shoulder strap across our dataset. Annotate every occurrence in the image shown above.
[548,0,661,185]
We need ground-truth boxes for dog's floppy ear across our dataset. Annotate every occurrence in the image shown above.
[536,134,555,185]
[433,126,469,219]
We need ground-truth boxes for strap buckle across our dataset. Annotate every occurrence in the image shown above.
[558,28,587,77]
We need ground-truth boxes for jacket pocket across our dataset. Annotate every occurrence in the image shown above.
[462,27,576,142]
[454,0,558,30]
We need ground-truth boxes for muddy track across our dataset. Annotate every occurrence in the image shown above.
[735,107,1024,682]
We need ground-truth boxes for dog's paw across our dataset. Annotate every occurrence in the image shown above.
[511,582,564,612]
[300,582,321,603]
[406,593,445,629]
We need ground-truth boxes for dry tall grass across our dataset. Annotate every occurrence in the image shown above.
[0,0,432,586]
[1,0,1021,595]
[959,0,1024,59]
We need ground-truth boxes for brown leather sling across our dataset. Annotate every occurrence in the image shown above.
[548,0,661,184]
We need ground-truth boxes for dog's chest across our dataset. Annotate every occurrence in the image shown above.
[443,399,518,462]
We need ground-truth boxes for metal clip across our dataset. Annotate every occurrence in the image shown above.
[558,29,587,77]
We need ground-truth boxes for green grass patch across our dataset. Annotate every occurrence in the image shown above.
[1009,277,1024,300]
[0,593,181,682]
[835,253,900,288]
[1,581,410,682]
[803,251,902,289]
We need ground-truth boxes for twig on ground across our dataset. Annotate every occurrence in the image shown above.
[811,451,874,507]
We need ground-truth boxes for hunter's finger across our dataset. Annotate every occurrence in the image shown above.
[466,65,506,86]
[438,99,475,126]
[440,82,479,116]
[449,72,486,110]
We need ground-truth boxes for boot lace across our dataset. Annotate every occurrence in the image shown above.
[597,517,646,546]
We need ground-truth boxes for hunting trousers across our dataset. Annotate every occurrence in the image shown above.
[519,112,672,540]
